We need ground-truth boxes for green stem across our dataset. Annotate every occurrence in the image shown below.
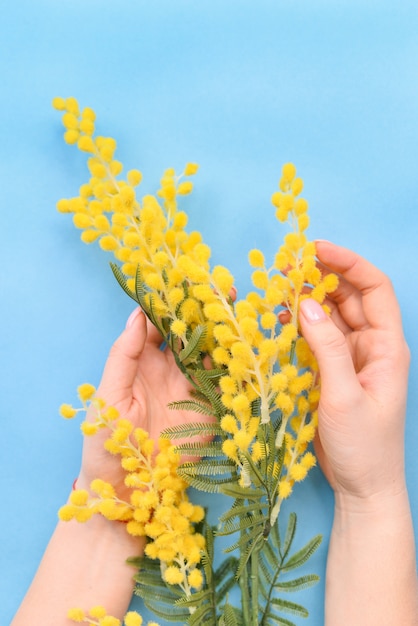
[260,551,286,626]
[250,542,261,625]
[240,555,250,624]
[270,495,283,528]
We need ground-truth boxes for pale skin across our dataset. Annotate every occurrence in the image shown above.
[12,241,418,626]
[297,241,418,625]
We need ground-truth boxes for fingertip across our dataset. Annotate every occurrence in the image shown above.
[125,307,143,329]
[229,286,237,302]
[299,299,328,324]
[314,239,332,246]
[314,239,340,262]
[278,309,290,324]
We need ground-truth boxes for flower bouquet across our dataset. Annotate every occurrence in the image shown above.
[53,97,338,626]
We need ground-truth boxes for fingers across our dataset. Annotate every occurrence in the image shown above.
[279,294,352,337]
[316,259,367,331]
[299,298,361,403]
[97,307,147,399]
[143,315,165,348]
[315,241,403,333]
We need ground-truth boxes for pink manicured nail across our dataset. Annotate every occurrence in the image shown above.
[126,307,142,328]
[300,299,327,323]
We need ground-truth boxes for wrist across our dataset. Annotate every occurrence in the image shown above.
[67,478,143,554]
[326,485,418,626]
[60,504,145,567]
[334,481,410,519]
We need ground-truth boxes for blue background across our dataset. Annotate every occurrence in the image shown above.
[1,1,418,624]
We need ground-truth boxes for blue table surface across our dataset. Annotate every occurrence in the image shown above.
[1,1,418,624]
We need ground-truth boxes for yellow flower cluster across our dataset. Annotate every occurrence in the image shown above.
[67,606,159,626]
[54,97,339,526]
[59,387,205,595]
[52,96,219,357]
[206,165,338,498]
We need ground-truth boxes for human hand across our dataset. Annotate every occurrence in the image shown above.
[298,241,410,501]
[77,308,212,496]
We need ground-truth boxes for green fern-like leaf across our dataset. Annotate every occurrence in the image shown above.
[203,522,215,565]
[133,556,190,622]
[193,369,225,416]
[251,396,261,417]
[110,262,138,303]
[267,439,285,495]
[224,522,264,555]
[138,600,189,623]
[217,509,266,538]
[262,614,296,626]
[177,458,236,492]
[183,474,231,493]
[220,483,266,501]
[147,292,170,338]
[134,264,147,300]
[239,450,269,490]
[269,597,309,618]
[219,501,268,524]
[175,588,213,607]
[180,458,236,477]
[218,603,242,626]
[168,399,217,417]
[174,441,224,457]
[179,324,207,363]
[161,421,223,440]
[199,523,240,618]
[198,367,227,379]
[280,512,297,561]
[214,556,239,603]
[188,603,218,625]
[273,574,320,592]
[257,513,321,625]
[190,387,220,406]
[282,534,322,573]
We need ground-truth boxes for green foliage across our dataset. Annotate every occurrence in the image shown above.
[218,604,243,626]
[131,522,244,625]
[110,262,138,302]
[130,557,189,623]
[178,325,207,364]
[192,369,226,417]
[161,421,223,440]
[167,399,217,418]
[257,513,322,625]
[177,459,238,493]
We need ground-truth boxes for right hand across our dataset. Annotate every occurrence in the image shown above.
[298,241,410,501]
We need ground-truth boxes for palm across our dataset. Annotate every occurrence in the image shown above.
[131,327,200,442]
[79,313,206,494]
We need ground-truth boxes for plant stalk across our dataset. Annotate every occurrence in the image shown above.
[250,551,258,625]
[240,554,250,623]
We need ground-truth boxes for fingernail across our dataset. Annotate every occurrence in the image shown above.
[300,299,328,323]
[126,307,142,329]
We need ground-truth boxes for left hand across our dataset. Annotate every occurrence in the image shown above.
[77,308,211,496]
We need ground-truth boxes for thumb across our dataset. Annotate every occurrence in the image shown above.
[299,299,359,398]
[97,307,147,397]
